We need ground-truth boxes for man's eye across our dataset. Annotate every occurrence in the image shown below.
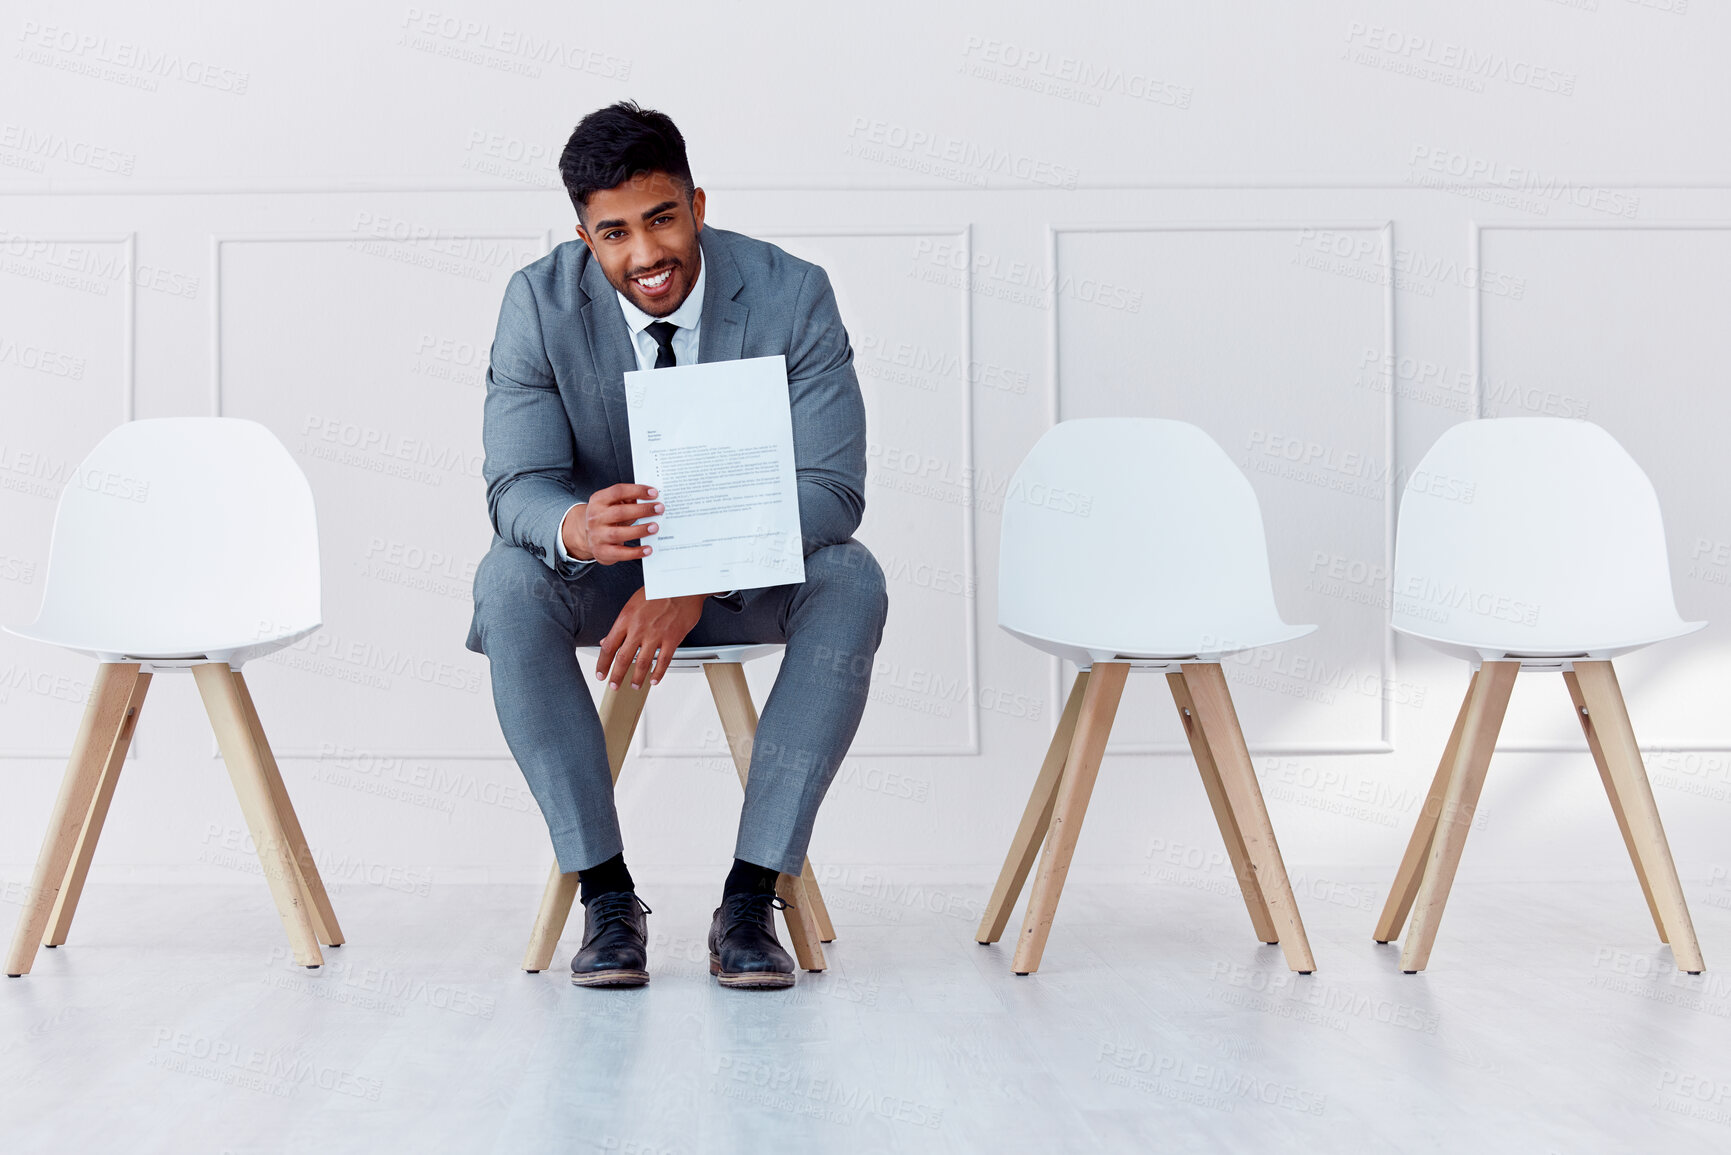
[606,231,625,240]
[653,215,673,226]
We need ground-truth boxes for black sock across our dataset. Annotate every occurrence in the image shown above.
[579,853,634,903]
[723,857,781,897]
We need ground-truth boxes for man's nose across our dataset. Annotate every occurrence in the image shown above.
[628,244,674,275]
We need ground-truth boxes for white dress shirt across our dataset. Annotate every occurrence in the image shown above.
[616,253,705,372]
[555,255,724,598]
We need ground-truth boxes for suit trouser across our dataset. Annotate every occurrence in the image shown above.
[465,537,888,875]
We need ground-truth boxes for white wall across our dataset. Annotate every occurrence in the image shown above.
[4,0,1729,900]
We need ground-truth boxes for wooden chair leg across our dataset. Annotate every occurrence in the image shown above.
[1374,670,1478,943]
[192,663,322,969]
[521,679,652,972]
[232,671,342,947]
[777,871,827,972]
[1399,661,1519,973]
[600,678,653,779]
[42,670,151,948]
[1167,671,1279,945]
[800,856,836,942]
[1569,661,1703,972]
[694,664,838,946]
[1012,662,1128,975]
[703,662,760,775]
[977,671,1090,944]
[1180,663,1316,973]
[1563,669,1667,944]
[705,661,826,969]
[5,663,141,976]
[523,863,580,973]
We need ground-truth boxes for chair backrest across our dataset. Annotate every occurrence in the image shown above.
[21,417,320,656]
[1392,417,1700,656]
[998,418,1309,658]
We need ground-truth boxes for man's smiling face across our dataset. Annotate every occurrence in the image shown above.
[576,170,706,317]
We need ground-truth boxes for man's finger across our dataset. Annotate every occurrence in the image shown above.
[595,531,652,561]
[594,542,649,566]
[599,521,657,546]
[596,623,626,679]
[648,639,674,685]
[597,483,659,508]
[607,636,641,689]
[630,638,657,690]
[595,499,661,525]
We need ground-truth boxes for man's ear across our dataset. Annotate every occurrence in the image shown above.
[690,186,706,233]
[574,221,597,258]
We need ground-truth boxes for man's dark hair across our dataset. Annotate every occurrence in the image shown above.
[559,101,693,222]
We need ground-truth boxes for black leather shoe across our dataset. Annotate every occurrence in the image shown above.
[569,892,651,987]
[708,891,796,989]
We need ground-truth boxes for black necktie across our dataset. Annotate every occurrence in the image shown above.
[646,321,677,368]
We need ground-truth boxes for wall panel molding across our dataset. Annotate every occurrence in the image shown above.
[1472,220,1731,754]
[1046,221,1396,756]
[208,230,548,760]
[639,225,982,758]
[0,232,137,758]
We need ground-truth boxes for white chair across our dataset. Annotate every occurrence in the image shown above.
[977,418,1319,974]
[1373,417,1707,973]
[5,417,340,976]
[520,643,837,974]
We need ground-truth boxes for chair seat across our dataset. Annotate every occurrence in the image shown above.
[1393,619,1706,666]
[3,621,321,667]
[1001,622,1317,669]
[575,642,783,670]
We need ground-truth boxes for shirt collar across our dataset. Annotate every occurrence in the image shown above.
[615,251,706,336]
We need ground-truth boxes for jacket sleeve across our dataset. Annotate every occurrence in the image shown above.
[481,270,593,577]
[785,264,867,555]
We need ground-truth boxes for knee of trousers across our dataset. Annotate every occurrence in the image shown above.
[468,542,576,655]
[803,540,886,609]
[798,538,889,632]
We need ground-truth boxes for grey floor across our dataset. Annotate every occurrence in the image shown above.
[3,877,1729,1154]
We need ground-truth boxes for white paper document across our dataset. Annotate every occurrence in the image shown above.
[624,354,806,600]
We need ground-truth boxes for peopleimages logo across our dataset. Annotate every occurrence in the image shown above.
[16,21,251,94]
[0,234,201,299]
[1343,22,1577,96]
[909,238,1142,313]
[0,335,86,379]
[957,37,1193,110]
[0,444,151,504]
[1407,146,1640,219]
[847,118,1079,190]
[0,123,134,175]
[299,414,484,482]
[1096,1040,1328,1115]
[397,8,631,80]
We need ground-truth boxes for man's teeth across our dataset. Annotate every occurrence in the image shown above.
[636,269,672,288]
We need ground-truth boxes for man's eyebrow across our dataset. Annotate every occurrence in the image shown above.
[591,202,679,232]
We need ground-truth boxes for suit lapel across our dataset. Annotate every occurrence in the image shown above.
[580,255,639,481]
[697,230,748,365]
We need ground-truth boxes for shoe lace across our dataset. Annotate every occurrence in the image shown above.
[587,892,651,926]
[722,890,788,922]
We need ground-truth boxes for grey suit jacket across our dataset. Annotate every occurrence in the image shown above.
[480,225,867,585]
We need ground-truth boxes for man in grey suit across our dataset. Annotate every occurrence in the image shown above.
[466,102,888,990]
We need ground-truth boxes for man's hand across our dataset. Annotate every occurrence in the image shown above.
[596,588,707,689]
[562,484,664,564]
